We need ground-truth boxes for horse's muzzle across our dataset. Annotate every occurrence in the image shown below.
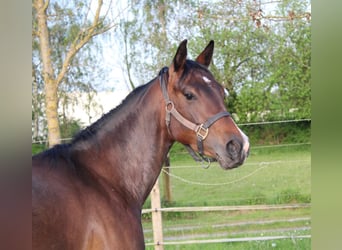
[217,137,250,169]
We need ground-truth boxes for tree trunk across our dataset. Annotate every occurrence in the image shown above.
[35,0,61,147]
[44,80,61,147]
[32,67,40,140]
[33,0,112,147]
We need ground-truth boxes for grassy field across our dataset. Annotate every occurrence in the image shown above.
[142,143,311,249]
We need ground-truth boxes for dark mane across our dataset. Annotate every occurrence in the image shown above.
[34,143,74,168]
[71,79,155,144]
[34,78,156,164]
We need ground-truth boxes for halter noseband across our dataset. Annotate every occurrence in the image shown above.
[158,67,231,165]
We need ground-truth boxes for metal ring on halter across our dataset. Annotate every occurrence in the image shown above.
[165,101,174,112]
[201,158,211,169]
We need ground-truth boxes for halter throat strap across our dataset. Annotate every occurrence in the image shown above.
[158,67,231,158]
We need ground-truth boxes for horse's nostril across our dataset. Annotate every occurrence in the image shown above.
[226,140,242,160]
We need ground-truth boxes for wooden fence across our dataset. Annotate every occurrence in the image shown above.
[145,179,311,250]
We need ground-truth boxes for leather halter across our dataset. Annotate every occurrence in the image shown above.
[158,67,231,164]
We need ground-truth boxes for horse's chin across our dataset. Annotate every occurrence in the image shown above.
[216,153,245,170]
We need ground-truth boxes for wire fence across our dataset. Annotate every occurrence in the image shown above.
[237,118,311,126]
[161,159,310,186]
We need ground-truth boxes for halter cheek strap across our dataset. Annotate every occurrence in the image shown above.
[158,67,231,164]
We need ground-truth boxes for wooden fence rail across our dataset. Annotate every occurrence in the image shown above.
[145,235,311,246]
[142,203,311,214]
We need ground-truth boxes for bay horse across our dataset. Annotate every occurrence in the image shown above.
[32,40,250,249]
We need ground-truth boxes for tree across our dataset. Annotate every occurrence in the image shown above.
[115,0,176,89]
[32,0,118,147]
[233,0,311,122]
[117,0,311,122]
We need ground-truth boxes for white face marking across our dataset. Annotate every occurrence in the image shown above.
[202,76,211,84]
[230,118,250,158]
[224,88,229,97]
[237,127,250,154]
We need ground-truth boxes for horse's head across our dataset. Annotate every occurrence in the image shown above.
[160,40,250,169]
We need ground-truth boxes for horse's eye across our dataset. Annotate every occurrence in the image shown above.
[184,92,195,100]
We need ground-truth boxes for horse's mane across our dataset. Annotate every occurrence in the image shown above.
[72,79,155,144]
[34,79,155,165]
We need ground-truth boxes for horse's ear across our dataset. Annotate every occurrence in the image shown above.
[196,40,214,67]
[172,40,188,72]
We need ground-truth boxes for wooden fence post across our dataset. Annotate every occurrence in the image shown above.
[150,178,164,250]
[162,153,172,203]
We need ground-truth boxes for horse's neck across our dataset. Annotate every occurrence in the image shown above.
[72,81,172,206]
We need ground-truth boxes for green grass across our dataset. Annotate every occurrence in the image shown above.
[143,143,311,249]
[144,143,310,208]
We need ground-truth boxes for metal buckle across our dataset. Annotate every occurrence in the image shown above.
[165,101,174,112]
[196,124,209,141]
